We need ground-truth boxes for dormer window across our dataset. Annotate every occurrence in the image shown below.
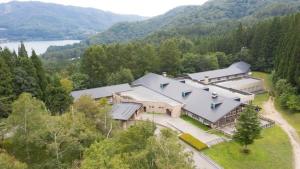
[160,83,169,89]
[211,102,222,109]
[233,97,241,102]
[182,91,192,98]
[203,87,209,91]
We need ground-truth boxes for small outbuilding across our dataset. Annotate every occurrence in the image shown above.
[111,102,143,128]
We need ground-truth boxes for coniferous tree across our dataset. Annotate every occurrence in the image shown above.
[30,50,47,99]
[0,57,14,117]
[233,107,262,153]
[18,42,28,58]
[45,76,73,115]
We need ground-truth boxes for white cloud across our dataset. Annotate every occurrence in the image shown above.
[0,0,208,16]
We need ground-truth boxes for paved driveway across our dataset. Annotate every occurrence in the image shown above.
[143,115,223,169]
[139,113,224,146]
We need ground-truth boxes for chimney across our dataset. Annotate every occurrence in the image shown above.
[212,92,218,99]
[204,76,209,84]
[162,72,167,77]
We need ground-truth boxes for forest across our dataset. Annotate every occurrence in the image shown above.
[0,45,195,169]
[0,7,300,169]
[50,13,300,104]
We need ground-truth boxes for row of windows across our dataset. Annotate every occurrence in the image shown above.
[148,105,165,109]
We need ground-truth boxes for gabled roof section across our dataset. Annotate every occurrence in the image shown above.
[187,61,250,81]
[71,83,132,100]
[132,73,241,123]
[111,103,142,120]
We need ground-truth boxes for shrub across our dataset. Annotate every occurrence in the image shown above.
[179,133,208,151]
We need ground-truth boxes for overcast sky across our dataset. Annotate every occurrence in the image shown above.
[0,0,209,16]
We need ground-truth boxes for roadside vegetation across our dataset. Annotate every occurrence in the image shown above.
[179,133,208,151]
[180,115,210,131]
[204,126,293,169]
[275,101,300,136]
[251,71,271,107]
[251,72,272,91]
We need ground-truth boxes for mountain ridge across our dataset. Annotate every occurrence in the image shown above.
[87,0,300,44]
[42,0,300,60]
[0,1,146,41]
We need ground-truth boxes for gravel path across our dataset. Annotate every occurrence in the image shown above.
[263,98,300,169]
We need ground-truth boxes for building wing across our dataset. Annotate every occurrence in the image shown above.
[71,83,132,100]
[111,103,142,120]
[132,73,241,123]
[187,61,250,81]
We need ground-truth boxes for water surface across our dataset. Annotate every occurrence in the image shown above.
[0,40,80,55]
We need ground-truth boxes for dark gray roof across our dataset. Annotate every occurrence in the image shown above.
[71,84,132,100]
[111,103,142,120]
[132,73,241,123]
[188,61,250,81]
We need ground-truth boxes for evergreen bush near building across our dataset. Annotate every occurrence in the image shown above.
[179,133,208,151]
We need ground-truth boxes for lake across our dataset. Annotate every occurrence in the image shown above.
[0,40,80,55]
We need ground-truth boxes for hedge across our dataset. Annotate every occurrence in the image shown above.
[179,133,208,151]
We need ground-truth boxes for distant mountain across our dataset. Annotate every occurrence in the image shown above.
[43,0,300,60]
[0,1,146,40]
[87,0,300,44]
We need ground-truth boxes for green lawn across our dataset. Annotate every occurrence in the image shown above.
[203,126,293,169]
[252,92,269,107]
[251,72,271,111]
[207,129,230,138]
[180,115,210,131]
[251,71,272,91]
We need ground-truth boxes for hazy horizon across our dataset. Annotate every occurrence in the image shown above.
[0,0,209,17]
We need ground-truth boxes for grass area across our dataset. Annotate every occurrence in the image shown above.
[203,126,293,169]
[207,129,231,138]
[251,71,272,91]
[275,99,300,136]
[179,133,208,151]
[180,115,210,131]
[252,72,300,136]
[252,92,269,107]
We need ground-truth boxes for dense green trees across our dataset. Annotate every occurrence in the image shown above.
[0,44,73,117]
[0,57,13,117]
[2,93,102,169]
[159,39,181,75]
[1,94,194,169]
[275,79,300,111]
[45,77,73,115]
[6,93,48,164]
[0,149,27,169]
[78,40,224,88]
[81,122,194,169]
[107,68,134,85]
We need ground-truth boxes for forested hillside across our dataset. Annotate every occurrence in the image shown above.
[43,0,300,60]
[90,0,300,43]
[0,1,145,40]
[43,12,300,112]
